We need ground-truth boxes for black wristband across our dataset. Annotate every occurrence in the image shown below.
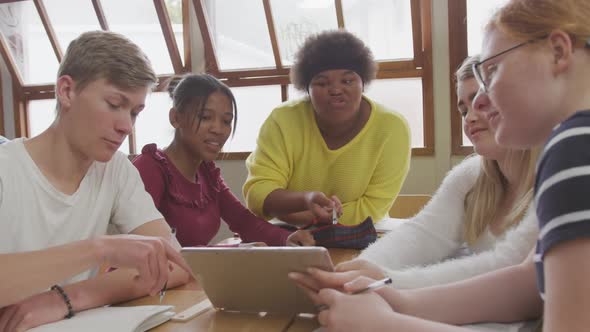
[51,285,75,319]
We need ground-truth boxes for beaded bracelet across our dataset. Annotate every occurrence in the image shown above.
[51,285,75,319]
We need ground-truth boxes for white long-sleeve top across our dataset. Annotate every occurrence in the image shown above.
[360,155,538,289]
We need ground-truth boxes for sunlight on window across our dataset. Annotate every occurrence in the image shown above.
[270,0,338,66]
[101,0,175,74]
[343,0,413,61]
[134,92,175,151]
[467,0,510,55]
[43,0,101,52]
[203,0,275,70]
[0,1,59,84]
[224,85,282,153]
[364,78,423,147]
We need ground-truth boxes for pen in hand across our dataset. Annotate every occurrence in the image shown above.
[159,227,177,303]
[332,208,338,225]
[351,277,393,294]
[315,277,393,312]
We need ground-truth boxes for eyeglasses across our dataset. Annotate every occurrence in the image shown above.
[472,36,547,93]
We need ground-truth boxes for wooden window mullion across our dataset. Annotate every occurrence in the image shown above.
[448,0,470,155]
[154,0,184,74]
[262,0,282,70]
[193,0,220,74]
[335,0,344,28]
[182,0,192,72]
[91,0,110,30]
[410,0,424,68]
[33,0,63,62]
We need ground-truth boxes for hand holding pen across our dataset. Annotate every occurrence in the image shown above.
[304,192,343,224]
[315,277,392,311]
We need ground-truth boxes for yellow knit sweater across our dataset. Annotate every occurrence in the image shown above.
[243,96,411,225]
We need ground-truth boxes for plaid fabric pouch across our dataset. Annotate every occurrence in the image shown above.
[305,216,377,249]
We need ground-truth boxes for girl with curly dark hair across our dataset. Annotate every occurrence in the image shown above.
[244,30,411,226]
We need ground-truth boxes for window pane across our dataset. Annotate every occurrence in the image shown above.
[342,0,413,61]
[290,78,423,148]
[224,85,282,153]
[43,0,101,52]
[28,99,129,154]
[28,99,56,137]
[203,0,275,70]
[101,0,174,74]
[0,1,59,84]
[364,78,423,148]
[466,0,510,55]
[270,0,338,66]
[287,85,306,101]
[165,0,184,66]
[134,92,175,151]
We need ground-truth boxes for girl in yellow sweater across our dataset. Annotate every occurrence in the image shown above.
[244,30,411,226]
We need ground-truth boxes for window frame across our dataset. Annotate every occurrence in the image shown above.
[0,0,433,160]
[448,0,476,155]
[0,73,3,135]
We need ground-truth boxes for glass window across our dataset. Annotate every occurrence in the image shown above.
[0,1,60,84]
[164,0,184,65]
[224,85,282,153]
[364,78,423,148]
[28,99,56,137]
[28,99,130,154]
[43,0,102,52]
[287,85,306,101]
[342,0,413,61]
[101,0,174,74]
[467,0,510,55]
[289,79,424,148]
[270,0,338,66]
[134,92,175,151]
[203,0,275,70]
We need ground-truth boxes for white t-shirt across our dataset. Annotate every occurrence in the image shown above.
[0,138,163,282]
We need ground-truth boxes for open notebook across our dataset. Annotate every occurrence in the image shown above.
[28,305,174,332]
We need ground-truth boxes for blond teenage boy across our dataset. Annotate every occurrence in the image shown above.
[0,31,190,331]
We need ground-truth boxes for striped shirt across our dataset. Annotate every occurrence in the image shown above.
[535,110,590,299]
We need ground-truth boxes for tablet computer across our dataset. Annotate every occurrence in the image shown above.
[181,246,334,314]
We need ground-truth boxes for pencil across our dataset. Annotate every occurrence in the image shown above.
[351,277,393,295]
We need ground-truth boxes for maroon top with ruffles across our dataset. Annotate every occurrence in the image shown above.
[133,144,290,246]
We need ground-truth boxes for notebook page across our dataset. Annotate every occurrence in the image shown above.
[28,305,174,332]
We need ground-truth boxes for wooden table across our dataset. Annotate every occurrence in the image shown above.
[122,248,358,331]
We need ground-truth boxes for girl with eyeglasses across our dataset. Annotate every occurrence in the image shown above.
[292,0,590,331]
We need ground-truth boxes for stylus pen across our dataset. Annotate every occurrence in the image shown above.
[316,277,393,311]
[351,277,393,295]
